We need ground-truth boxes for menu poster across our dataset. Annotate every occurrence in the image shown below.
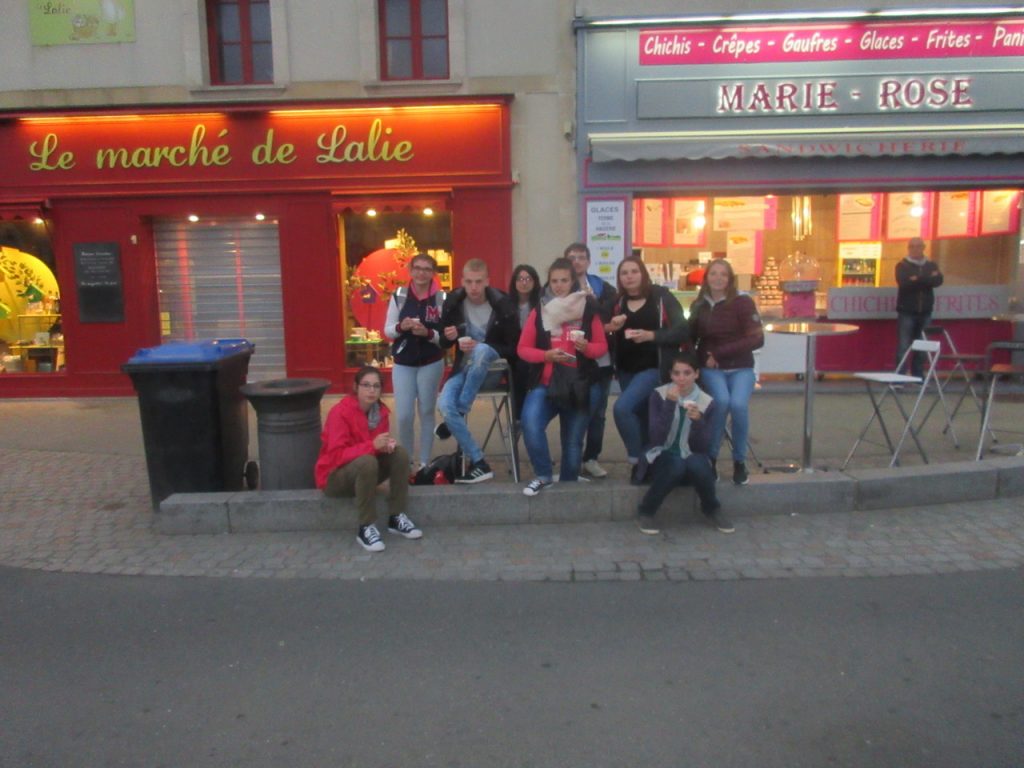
[836,193,882,241]
[585,198,627,280]
[632,198,667,247]
[885,191,933,240]
[838,240,883,261]
[935,191,979,239]
[671,198,707,246]
[724,230,761,274]
[713,197,773,231]
[979,189,1022,235]
[73,242,124,323]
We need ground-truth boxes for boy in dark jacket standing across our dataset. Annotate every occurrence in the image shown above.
[896,237,943,378]
[436,259,520,483]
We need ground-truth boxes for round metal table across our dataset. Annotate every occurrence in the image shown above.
[765,321,859,472]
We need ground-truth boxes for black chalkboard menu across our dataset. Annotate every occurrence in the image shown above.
[74,242,125,323]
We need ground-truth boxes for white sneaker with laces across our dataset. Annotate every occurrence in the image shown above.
[357,524,386,552]
[522,478,552,497]
[582,459,608,478]
[388,513,423,540]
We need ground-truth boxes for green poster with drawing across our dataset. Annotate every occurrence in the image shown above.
[29,0,135,45]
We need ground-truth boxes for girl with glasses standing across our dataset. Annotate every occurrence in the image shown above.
[316,366,422,552]
[383,253,446,469]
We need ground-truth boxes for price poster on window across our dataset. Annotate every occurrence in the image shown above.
[713,197,776,231]
[837,194,882,241]
[633,198,666,246]
[671,198,707,246]
[724,230,761,274]
[585,198,627,280]
[935,191,978,239]
[885,191,933,240]
[979,190,1022,235]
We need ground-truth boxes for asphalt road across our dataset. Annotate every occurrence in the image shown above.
[1,566,1021,768]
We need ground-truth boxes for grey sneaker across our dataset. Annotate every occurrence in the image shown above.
[706,509,735,534]
[636,514,659,535]
[387,513,422,540]
[357,524,386,552]
[582,459,608,478]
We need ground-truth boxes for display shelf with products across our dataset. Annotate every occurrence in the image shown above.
[836,243,882,287]
[838,258,880,286]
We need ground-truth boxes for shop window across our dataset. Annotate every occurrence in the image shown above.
[154,216,285,380]
[0,218,61,375]
[206,0,273,85]
[378,0,449,80]
[339,205,452,368]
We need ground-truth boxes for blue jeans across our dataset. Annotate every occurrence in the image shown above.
[391,360,444,467]
[583,368,613,463]
[897,312,931,378]
[613,368,662,460]
[437,345,501,464]
[700,367,756,462]
[638,451,719,518]
[521,384,597,482]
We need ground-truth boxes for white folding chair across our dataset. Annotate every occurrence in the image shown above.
[920,325,986,447]
[975,341,1024,460]
[841,339,941,469]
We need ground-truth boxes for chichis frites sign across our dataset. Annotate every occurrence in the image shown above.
[640,19,1024,66]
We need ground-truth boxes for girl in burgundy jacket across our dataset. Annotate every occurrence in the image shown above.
[689,258,764,486]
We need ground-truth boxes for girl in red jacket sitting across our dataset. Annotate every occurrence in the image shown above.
[315,366,422,552]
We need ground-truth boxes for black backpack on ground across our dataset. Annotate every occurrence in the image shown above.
[411,449,463,485]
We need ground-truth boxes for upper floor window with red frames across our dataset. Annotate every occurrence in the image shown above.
[379,0,449,80]
[207,0,273,85]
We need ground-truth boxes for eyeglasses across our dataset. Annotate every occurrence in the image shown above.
[358,382,382,389]
[568,254,589,262]
[411,265,435,272]
[516,275,534,282]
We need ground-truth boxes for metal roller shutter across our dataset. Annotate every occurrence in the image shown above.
[153,217,285,381]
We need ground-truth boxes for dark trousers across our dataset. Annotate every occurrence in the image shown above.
[638,451,719,518]
[897,311,931,378]
[583,367,613,463]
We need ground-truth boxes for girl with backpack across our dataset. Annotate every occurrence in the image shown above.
[516,258,608,496]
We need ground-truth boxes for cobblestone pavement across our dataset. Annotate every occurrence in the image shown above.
[2,447,1022,582]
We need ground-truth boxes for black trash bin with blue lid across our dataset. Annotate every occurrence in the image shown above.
[122,338,255,508]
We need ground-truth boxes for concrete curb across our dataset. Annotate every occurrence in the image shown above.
[156,457,1024,535]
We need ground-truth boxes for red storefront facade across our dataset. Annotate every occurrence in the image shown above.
[0,98,513,396]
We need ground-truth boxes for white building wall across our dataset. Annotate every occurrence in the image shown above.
[0,0,581,272]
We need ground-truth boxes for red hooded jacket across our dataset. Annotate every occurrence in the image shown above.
[314,395,391,489]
